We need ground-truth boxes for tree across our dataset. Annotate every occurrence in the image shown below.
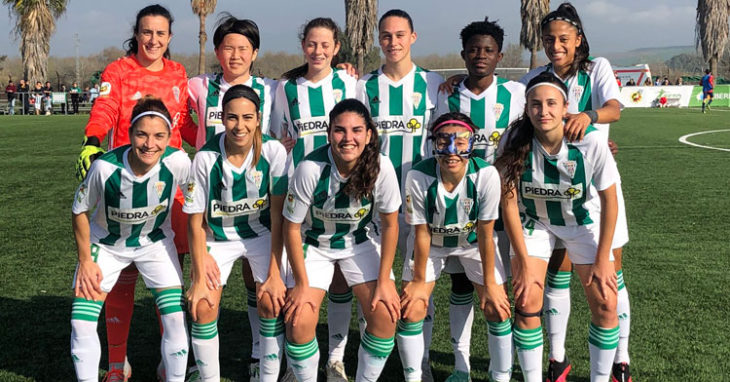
[695,0,730,75]
[344,0,378,75]
[191,0,217,75]
[520,0,549,69]
[3,0,68,85]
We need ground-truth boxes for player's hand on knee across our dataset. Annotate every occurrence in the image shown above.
[75,260,103,301]
[258,275,287,317]
[481,282,511,322]
[400,281,429,320]
[202,253,221,290]
[371,279,401,322]
[76,136,105,181]
[283,284,317,326]
[511,258,543,309]
[186,281,215,322]
[586,259,618,300]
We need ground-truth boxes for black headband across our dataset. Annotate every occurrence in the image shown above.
[542,15,582,34]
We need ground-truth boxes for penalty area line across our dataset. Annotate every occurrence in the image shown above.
[678,129,730,153]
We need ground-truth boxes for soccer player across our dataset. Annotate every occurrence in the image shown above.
[496,72,621,382]
[519,4,631,381]
[187,16,279,379]
[74,5,197,380]
[282,98,401,382]
[70,97,191,382]
[701,68,714,113]
[433,18,525,380]
[269,18,358,381]
[355,11,442,377]
[184,85,288,382]
[399,112,508,382]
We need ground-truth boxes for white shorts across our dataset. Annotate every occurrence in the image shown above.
[512,218,615,265]
[403,238,507,286]
[441,230,512,279]
[397,213,411,256]
[208,234,277,285]
[285,238,394,290]
[73,239,183,293]
[613,182,629,249]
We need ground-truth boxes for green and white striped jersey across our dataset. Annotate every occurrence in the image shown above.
[283,145,401,250]
[405,157,500,248]
[270,68,356,168]
[188,73,277,149]
[520,57,621,136]
[513,127,620,226]
[356,64,443,197]
[435,76,525,163]
[183,133,289,241]
[72,146,190,248]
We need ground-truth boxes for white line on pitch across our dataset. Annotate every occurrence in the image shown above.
[678,129,730,153]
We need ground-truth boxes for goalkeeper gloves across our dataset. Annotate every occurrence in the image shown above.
[76,136,105,181]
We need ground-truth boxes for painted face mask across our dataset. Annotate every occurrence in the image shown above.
[432,130,474,158]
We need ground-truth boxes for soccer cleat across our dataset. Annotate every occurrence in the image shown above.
[421,359,434,382]
[249,361,260,382]
[445,369,472,382]
[326,360,348,382]
[280,366,297,382]
[611,362,632,382]
[545,357,571,382]
[185,365,202,382]
[102,368,127,382]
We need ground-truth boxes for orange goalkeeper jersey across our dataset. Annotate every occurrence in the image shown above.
[84,55,197,149]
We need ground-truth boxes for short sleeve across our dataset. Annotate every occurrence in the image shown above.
[182,152,211,214]
[72,162,103,215]
[282,160,319,223]
[592,58,622,109]
[477,166,501,221]
[584,133,620,191]
[373,155,402,214]
[355,77,371,111]
[269,81,289,139]
[171,151,191,187]
[404,169,428,225]
[265,140,289,195]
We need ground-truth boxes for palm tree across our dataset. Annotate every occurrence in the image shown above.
[191,0,217,75]
[3,0,67,85]
[344,0,378,75]
[696,0,730,75]
[520,0,549,69]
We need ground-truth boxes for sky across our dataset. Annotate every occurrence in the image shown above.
[0,0,697,59]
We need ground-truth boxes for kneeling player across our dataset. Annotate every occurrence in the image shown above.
[399,113,511,382]
[70,97,190,382]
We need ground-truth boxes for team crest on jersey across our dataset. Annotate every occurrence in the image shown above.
[132,91,142,101]
[412,92,423,108]
[286,192,296,214]
[460,198,473,215]
[333,89,344,103]
[405,194,413,214]
[562,160,577,178]
[572,85,584,101]
[494,103,504,120]
[100,82,111,97]
[248,170,263,189]
[76,182,88,203]
[154,181,166,198]
[172,86,181,103]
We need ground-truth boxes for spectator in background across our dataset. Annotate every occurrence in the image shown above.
[676,78,683,85]
[32,81,44,115]
[43,81,53,114]
[644,77,653,86]
[82,86,90,103]
[89,83,99,104]
[18,79,29,114]
[60,85,68,114]
[654,77,661,86]
[626,78,636,86]
[5,80,17,115]
[661,77,670,86]
[70,82,81,114]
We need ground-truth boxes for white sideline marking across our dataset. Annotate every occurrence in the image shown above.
[678,129,730,153]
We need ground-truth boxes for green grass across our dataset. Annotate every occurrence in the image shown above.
[0,108,728,381]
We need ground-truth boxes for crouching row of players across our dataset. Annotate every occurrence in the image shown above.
[71,71,621,382]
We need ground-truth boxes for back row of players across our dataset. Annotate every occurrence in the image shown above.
[71,3,631,382]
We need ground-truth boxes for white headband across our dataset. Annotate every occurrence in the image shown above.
[130,111,172,130]
[525,82,568,101]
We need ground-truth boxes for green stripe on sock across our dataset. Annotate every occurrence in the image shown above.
[71,298,103,321]
[449,292,474,305]
[617,270,625,291]
[191,321,218,340]
[151,288,184,314]
[588,323,619,350]
[259,316,285,337]
[247,287,257,307]
[487,319,512,336]
[285,338,318,361]
[361,331,395,358]
[397,319,424,336]
[547,270,572,289]
[513,326,543,350]
[328,290,353,303]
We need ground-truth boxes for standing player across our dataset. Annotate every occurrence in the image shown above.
[282,98,401,382]
[71,97,190,382]
[519,4,631,381]
[496,72,620,382]
[701,69,714,113]
[184,85,288,382]
[74,5,197,380]
[355,12,442,377]
[434,18,525,381]
[398,112,509,382]
[187,16,278,379]
[269,17,358,381]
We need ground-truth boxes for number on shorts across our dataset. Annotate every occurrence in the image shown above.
[90,243,100,263]
[519,212,536,236]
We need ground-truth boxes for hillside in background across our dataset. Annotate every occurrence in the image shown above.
[602,45,696,66]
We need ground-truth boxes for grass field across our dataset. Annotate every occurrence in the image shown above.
[0,107,728,381]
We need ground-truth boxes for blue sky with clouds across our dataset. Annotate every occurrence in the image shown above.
[0,0,697,58]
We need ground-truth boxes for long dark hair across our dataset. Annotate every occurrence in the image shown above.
[328,99,380,200]
[541,2,591,77]
[213,14,260,73]
[495,72,568,196]
[281,17,341,80]
[222,84,263,166]
[124,4,174,59]
[129,95,172,135]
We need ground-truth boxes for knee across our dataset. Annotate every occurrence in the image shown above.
[365,304,397,337]
[194,299,218,324]
[401,302,427,323]
[257,295,277,319]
